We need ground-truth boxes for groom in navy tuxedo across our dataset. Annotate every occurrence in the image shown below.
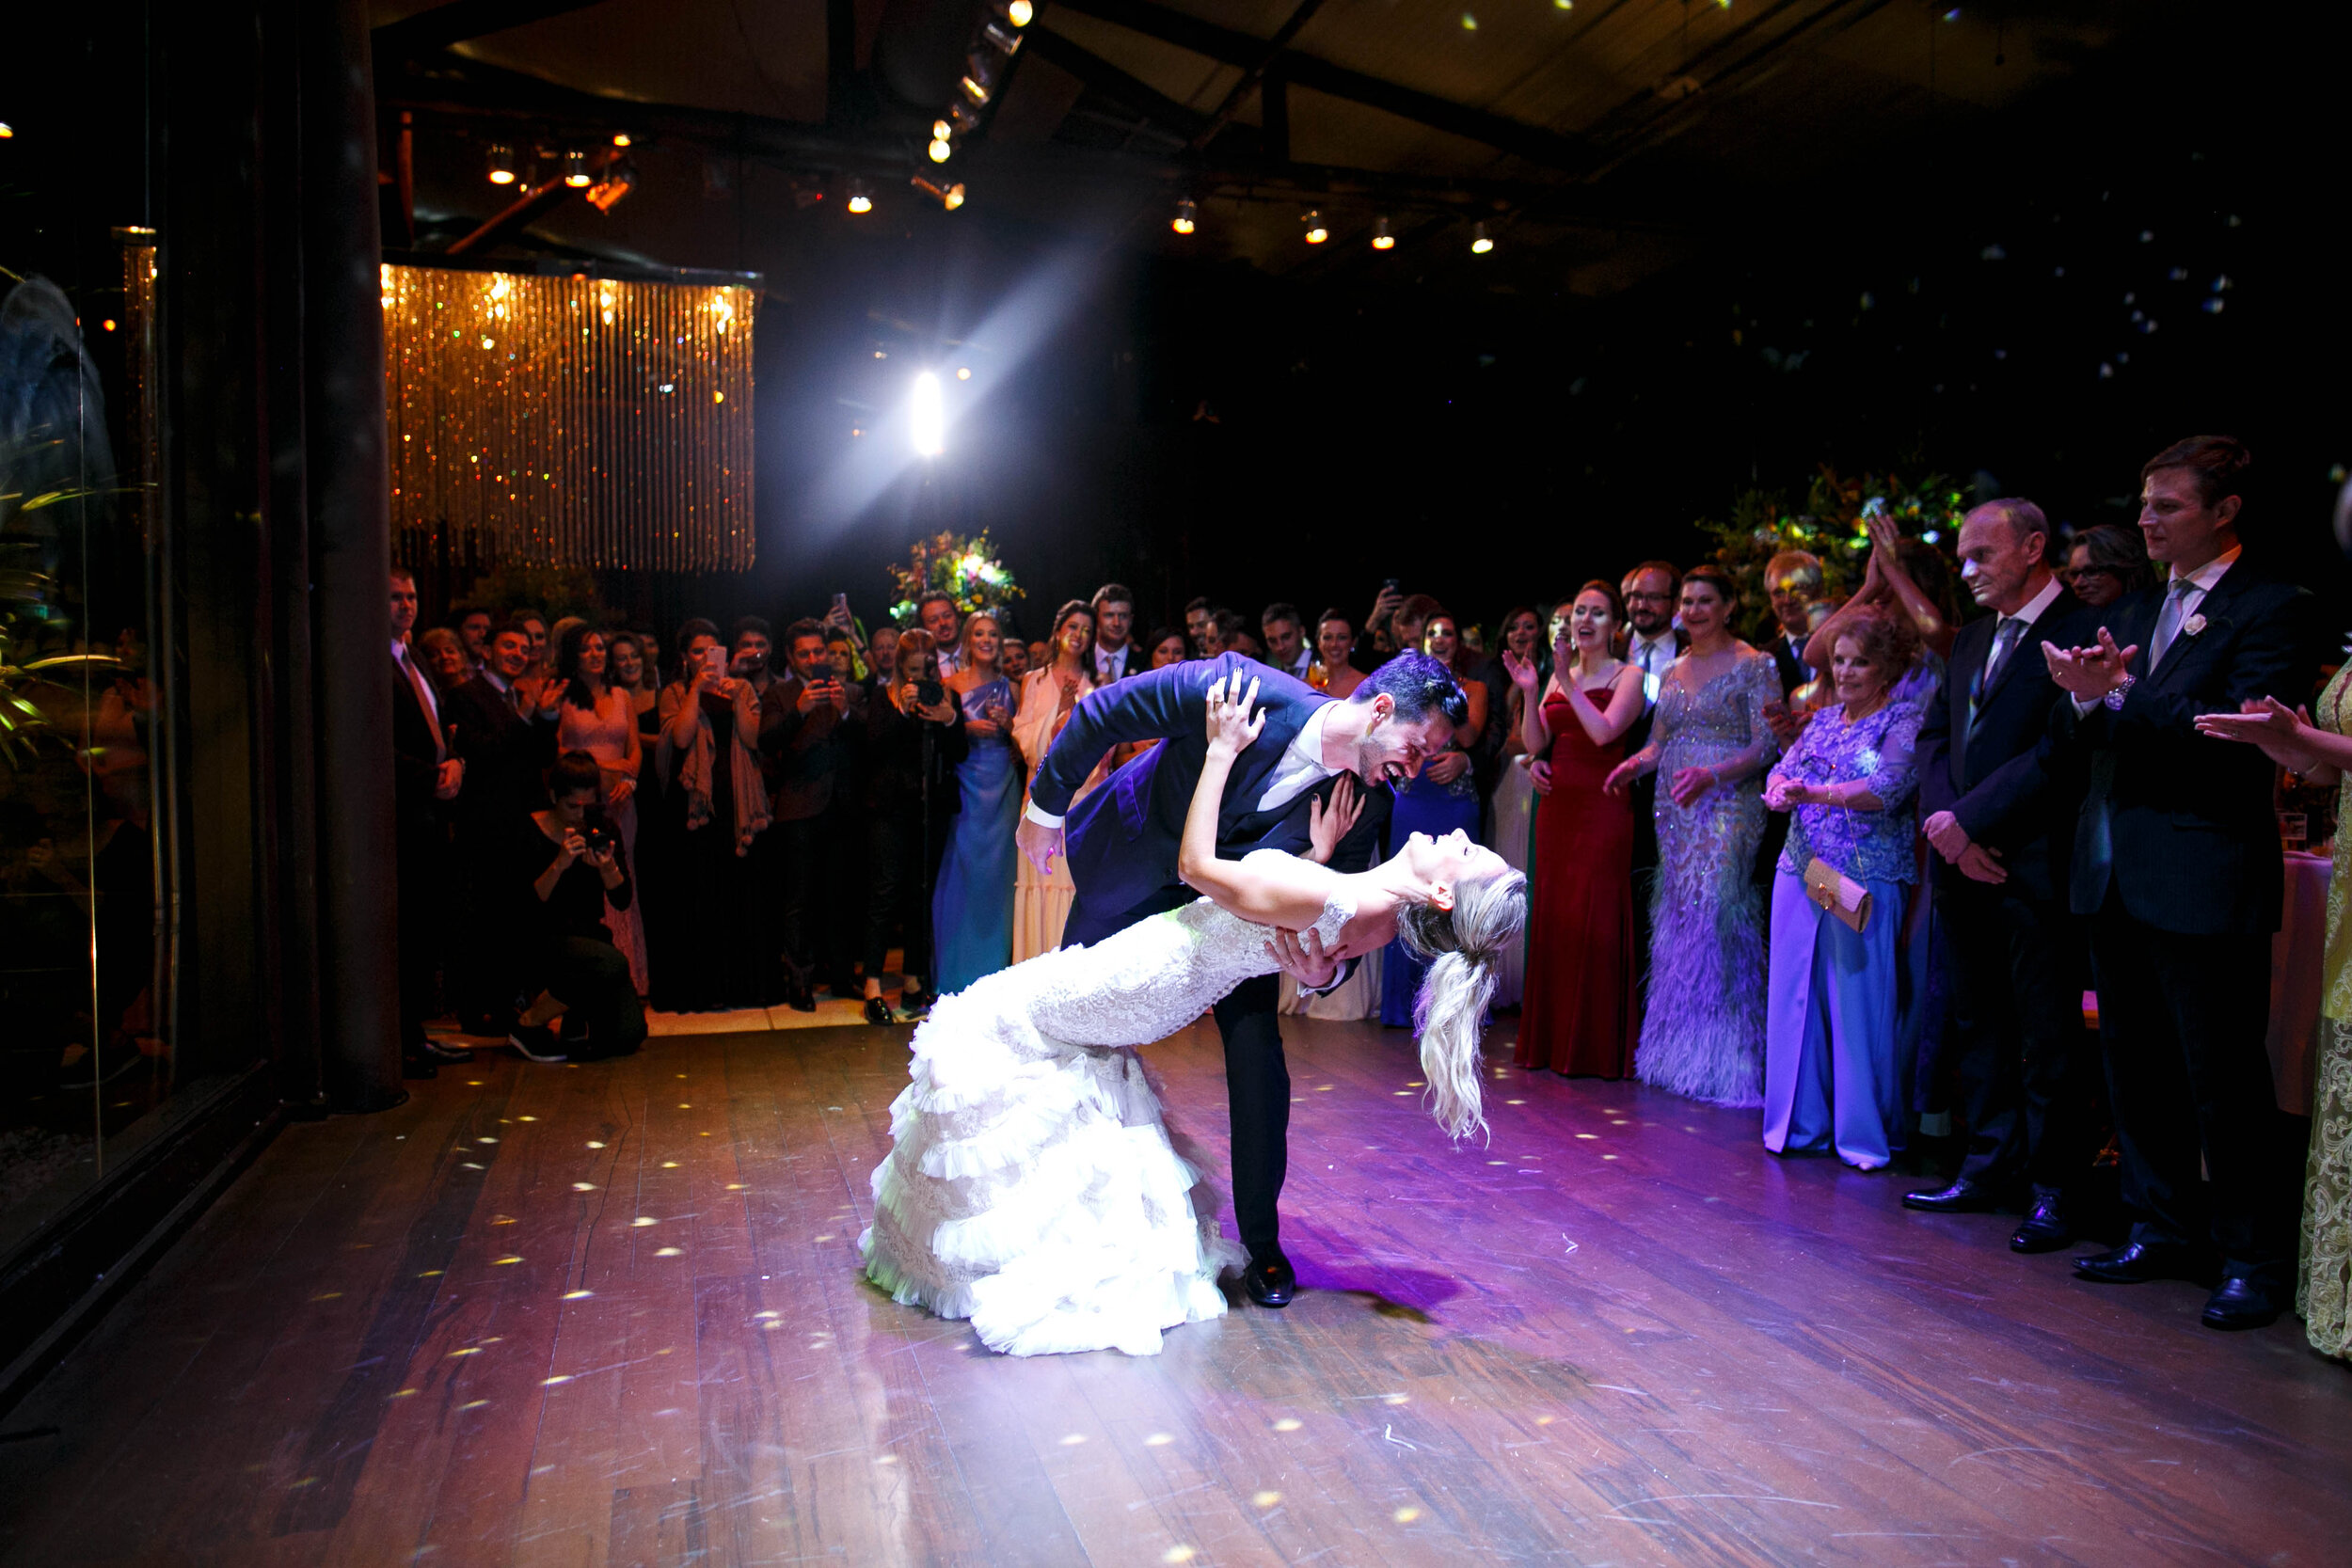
[1018,650,1469,1306]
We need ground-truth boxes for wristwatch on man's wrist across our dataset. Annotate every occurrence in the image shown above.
[2101,674,2137,711]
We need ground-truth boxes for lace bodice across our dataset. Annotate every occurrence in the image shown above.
[958,850,1356,1049]
[1771,698,1924,884]
[1637,648,1779,783]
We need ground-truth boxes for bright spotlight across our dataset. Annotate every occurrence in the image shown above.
[1172,197,1197,235]
[911,372,945,457]
[1303,210,1328,245]
[956,366,972,380]
[933,119,954,142]
[848,177,874,214]
[563,150,591,187]
[486,143,517,184]
[1371,215,1394,250]
[1470,221,1494,254]
[929,136,954,164]
[1006,0,1034,24]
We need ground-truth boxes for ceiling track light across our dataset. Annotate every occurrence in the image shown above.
[982,19,1024,54]
[1000,0,1034,24]
[929,135,954,164]
[612,132,633,148]
[847,177,874,214]
[1470,221,1495,254]
[964,52,1002,94]
[1371,215,1394,250]
[563,150,591,188]
[1302,209,1328,245]
[585,159,637,213]
[485,142,517,185]
[948,103,983,134]
[911,176,967,211]
[1172,197,1198,235]
[960,74,991,105]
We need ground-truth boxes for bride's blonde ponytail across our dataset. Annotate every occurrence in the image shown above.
[1399,867,1527,1143]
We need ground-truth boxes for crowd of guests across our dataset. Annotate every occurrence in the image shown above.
[389,431,2349,1353]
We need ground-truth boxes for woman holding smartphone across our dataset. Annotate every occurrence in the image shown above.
[649,618,769,1011]
[861,628,969,1022]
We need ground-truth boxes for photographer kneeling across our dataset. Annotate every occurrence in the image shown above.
[509,751,647,1063]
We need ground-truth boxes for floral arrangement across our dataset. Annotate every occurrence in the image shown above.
[886,530,1022,626]
[1692,467,1968,641]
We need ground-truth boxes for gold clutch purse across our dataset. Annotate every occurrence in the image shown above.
[1803,857,1871,934]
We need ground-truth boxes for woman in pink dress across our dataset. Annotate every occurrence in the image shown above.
[553,625,648,994]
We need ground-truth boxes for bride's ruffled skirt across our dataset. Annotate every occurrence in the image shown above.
[859,979,1247,1356]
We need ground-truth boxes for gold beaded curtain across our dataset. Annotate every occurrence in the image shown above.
[382,264,756,571]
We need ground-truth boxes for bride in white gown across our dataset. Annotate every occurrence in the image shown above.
[862,676,1526,1355]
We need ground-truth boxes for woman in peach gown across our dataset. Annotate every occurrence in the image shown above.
[1010,601,1103,961]
[553,625,648,993]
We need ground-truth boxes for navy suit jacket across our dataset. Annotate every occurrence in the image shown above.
[1031,652,1391,928]
[446,675,555,834]
[1916,586,2099,905]
[2050,559,2322,935]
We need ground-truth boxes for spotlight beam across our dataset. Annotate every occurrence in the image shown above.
[911,372,945,457]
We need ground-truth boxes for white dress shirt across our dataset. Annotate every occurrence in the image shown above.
[1279,647,1315,682]
[2072,545,2238,713]
[1626,630,1680,705]
[1022,696,1340,829]
[394,637,445,759]
[1093,641,1131,684]
[1983,573,2066,689]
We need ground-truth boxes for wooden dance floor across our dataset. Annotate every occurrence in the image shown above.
[0,1019,2344,1565]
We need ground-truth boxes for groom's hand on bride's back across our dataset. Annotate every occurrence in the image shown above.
[1016,815,1063,875]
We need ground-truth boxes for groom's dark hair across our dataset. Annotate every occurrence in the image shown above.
[1349,650,1469,726]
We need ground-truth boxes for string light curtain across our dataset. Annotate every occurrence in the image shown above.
[382,263,757,571]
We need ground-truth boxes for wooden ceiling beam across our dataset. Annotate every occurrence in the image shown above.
[1045,0,1598,174]
[373,1,620,58]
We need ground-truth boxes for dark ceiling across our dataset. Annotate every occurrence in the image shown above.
[373,0,2132,291]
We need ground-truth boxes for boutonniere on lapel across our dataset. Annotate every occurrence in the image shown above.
[2182,613,2207,639]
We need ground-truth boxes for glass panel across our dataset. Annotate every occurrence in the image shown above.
[0,14,177,1241]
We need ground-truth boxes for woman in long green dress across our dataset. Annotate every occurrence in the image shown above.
[2198,662,2352,1357]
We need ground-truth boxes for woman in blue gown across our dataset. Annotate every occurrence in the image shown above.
[930,612,1021,995]
[1380,615,1491,1025]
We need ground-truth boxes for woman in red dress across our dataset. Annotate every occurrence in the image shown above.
[1504,582,1646,1077]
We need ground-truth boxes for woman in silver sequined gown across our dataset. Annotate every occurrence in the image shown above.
[1606,569,1780,1106]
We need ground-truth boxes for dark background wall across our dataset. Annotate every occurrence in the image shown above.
[596,12,2345,649]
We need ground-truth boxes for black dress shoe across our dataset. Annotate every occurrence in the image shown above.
[2073,1241,2211,1286]
[784,979,818,1013]
[2201,1276,2287,1331]
[898,990,935,1019]
[863,997,894,1027]
[1243,1252,1296,1308]
[2010,1192,2074,1254]
[1901,1179,2010,1213]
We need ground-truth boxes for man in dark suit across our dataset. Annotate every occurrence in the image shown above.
[1763,548,1825,697]
[390,569,469,1077]
[2040,435,2323,1330]
[1016,651,1468,1308]
[1901,500,2100,1248]
[769,617,864,1006]
[1611,563,1687,988]
[1090,583,1138,684]
[444,618,557,1034]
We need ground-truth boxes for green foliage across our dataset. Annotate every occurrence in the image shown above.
[1691,466,1968,641]
[885,531,1023,627]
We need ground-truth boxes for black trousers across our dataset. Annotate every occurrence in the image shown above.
[865,808,945,985]
[447,822,517,1027]
[394,816,448,1051]
[1944,878,2097,1195]
[2087,893,2298,1283]
[1069,885,1292,1261]
[781,805,858,986]
[539,935,647,1058]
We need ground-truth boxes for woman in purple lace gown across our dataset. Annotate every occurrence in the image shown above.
[1760,609,1924,1169]
[1605,565,1780,1106]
